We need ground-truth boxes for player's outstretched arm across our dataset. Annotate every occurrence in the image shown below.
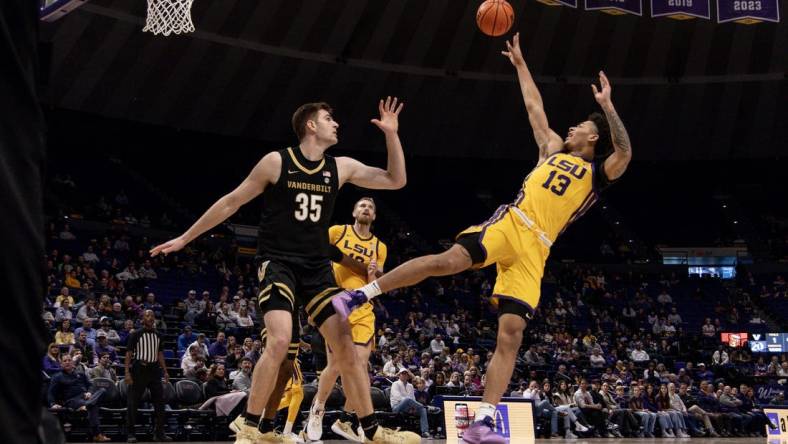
[502,32,563,164]
[337,97,406,190]
[592,71,632,180]
[150,152,281,256]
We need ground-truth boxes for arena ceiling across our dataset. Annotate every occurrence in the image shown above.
[42,0,786,160]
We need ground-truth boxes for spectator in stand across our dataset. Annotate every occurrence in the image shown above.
[524,345,546,366]
[696,381,735,436]
[630,344,650,363]
[48,355,110,442]
[181,344,207,380]
[143,293,163,318]
[189,333,210,360]
[429,334,445,355]
[696,363,714,382]
[390,369,430,438]
[230,357,253,392]
[118,319,135,346]
[524,380,566,438]
[383,354,406,377]
[657,290,672,305]
[701,318,716,338]
[226,345,245,371]
[712,346,730,367]
[183,290,201,324]
[209,331,228,362]
[55,299,73,323]
[98,317,120,345]
[554,364,573,384]
[413,376,431,405]
[43,343,62,376]
[94,332,117,364]
[54,287,75,308]
[90,352,117,381]
[598,382,639,437]
[667,307,682,326]
[656,384,691,437]
[216,303,238,331]
[553,379,590,437]
[574,379,608,437]
[74,318,98,345]
[244,339,262,365]
[177,325,196,352]
[76,297,98,323]
[719,385,753,434]
[234,306,254,338]
[628,386,656,438]
[64,270,81,289]
[204,364,231,399]
[55,319,75,345]
[110,302,126,328]
[590,349,607,368]
[71,331,95,364]
[446,372,462,388]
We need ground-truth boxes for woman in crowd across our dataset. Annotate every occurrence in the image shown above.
[656,384,691,437]
[43,343,62,376]
[205,364,230,398]
[643,384,676,437]
[552,380,591,437]
[54,319,74,345]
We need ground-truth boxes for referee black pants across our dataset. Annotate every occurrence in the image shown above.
[127,362,165,436]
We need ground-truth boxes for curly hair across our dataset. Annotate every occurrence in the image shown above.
[588,112,612,160]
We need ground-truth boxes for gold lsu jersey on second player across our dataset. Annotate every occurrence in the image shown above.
[328,224,387,322]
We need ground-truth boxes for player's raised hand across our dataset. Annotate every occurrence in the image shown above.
[371,96,404,134]
[591,70,612,107]
[502,32,525,67]
[150,236,187,257]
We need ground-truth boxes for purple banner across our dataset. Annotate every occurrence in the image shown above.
[754,384,785,404]
[585,0,643,15]
[717,0,781,23]
[651,0,710,19]
[536,0,579,6]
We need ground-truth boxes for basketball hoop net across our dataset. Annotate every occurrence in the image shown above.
[143,0,195,36]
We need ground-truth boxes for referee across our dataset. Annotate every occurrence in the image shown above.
[125,309,172,442]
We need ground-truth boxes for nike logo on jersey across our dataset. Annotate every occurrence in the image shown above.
[288,169,300,174]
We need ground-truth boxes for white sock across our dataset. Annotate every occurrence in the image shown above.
[476,402,496,422]
[283,421,294,435]
[358,281,382,299]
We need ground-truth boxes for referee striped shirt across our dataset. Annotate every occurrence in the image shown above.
[128,328,163,363]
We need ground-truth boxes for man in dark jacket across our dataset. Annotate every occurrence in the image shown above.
[48,355,110,442]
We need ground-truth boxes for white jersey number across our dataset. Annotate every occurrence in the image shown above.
[294,193,323,222]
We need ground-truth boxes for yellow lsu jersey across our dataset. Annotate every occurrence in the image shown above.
[328,225,387,327]
[513,152,604,243]
[328,224,388,289]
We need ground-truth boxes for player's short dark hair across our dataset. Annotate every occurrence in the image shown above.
[588,112,612,160]
[292,102,333,141]
[356,197,376,210]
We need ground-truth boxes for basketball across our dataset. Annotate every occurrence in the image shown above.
[476,0,514,37]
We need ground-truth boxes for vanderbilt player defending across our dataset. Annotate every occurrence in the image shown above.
[151,98,420,444]
[307,197,387,442]
[334,33,633,443]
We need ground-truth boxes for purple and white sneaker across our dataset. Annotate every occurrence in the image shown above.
[460,417,508,444]
[330,290,368,320]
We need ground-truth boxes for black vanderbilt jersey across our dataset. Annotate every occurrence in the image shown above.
[257,146,339,265]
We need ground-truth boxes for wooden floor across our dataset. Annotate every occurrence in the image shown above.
[126,438,773,444]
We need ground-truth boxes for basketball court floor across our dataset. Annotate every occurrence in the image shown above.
[132,438,773,444]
